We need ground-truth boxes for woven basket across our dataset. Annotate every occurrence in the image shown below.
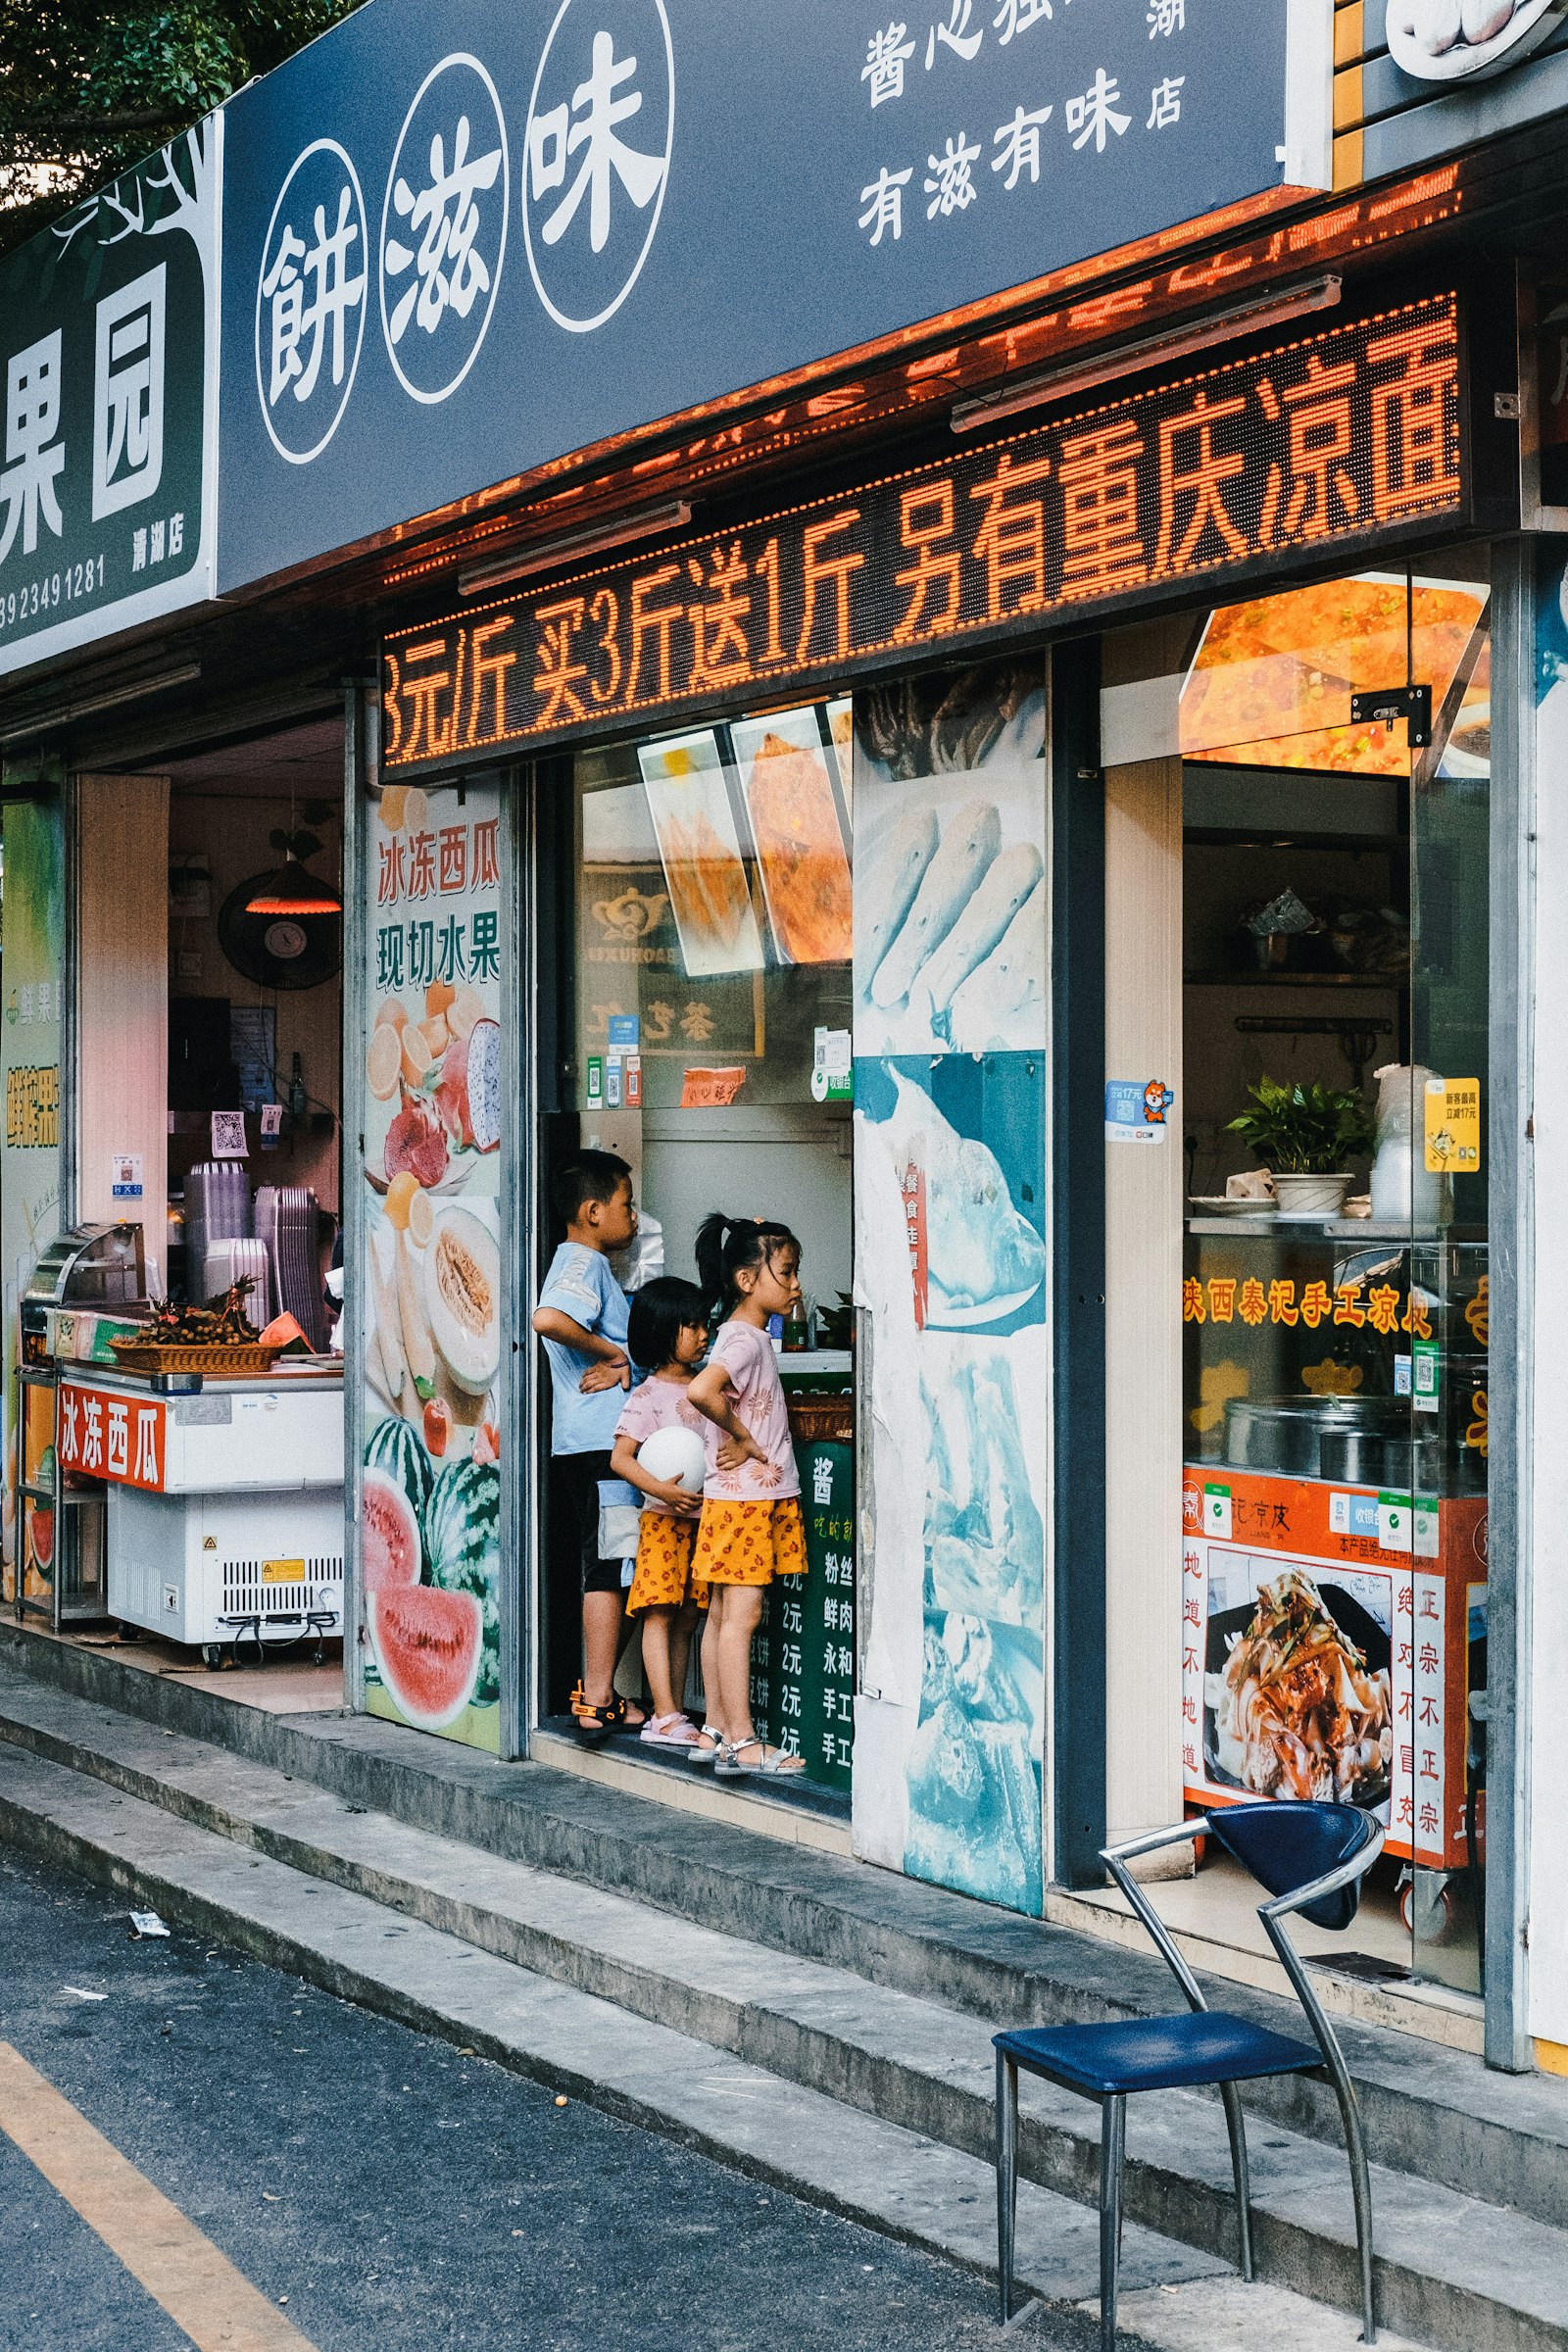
[108,1339,282,1377]
[787,1396,854,1444]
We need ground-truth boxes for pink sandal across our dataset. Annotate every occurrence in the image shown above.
[640,1711,702,1751]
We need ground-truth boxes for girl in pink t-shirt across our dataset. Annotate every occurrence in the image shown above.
[687,1213,808,1779]
[610,1279,710,1752]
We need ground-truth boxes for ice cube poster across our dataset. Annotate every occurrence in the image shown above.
[852,663,1050,1915]
[360,778,506,1753]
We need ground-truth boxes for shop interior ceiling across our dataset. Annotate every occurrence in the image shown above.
[157,719,343,803]
[11,107,1568,773]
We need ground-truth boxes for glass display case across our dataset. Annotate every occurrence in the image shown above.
[14,1221,146,1629]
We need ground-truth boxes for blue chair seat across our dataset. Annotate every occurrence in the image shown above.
[995,2011,1320,2098]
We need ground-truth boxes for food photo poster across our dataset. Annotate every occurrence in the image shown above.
[361,778,504,1752]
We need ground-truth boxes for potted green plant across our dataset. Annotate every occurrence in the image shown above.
[1226,1076,1374,1217]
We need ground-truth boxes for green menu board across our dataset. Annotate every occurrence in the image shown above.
[749,1441,855,1792]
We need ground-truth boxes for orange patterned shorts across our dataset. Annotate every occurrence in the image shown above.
[627,1510,708,1615]
[692,1498,808,1590]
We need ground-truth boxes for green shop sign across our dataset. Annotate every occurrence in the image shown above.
[0,122,220,678]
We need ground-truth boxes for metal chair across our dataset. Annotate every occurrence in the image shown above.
[994,1801,1383,2347]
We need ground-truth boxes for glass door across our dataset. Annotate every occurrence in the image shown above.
[1174,555,1491,1999]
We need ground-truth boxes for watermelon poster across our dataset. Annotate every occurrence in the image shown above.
[1,798,65,1606]
[360,778,504,1751]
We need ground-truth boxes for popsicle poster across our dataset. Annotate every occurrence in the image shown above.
[854,667,1047,1060]
[851,661,1052,1917]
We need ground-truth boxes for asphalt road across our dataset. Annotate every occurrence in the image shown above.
[0,1841,1109,2352]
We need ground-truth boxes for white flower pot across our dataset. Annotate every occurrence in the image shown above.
[1271,1171,1352,1217]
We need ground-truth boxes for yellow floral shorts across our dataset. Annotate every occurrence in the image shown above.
[627,1511,708,1615]
[692,1498,808,1590]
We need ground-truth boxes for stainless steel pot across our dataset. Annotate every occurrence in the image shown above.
[1223,1398,1331,1478]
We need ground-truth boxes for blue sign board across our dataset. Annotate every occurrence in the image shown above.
[218,0,1323,595]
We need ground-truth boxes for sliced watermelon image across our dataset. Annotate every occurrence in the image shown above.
[369,1585,482,1731]
[362,1465,422,1592]
[28,1505,55,1574]
[425,1455,501,1706]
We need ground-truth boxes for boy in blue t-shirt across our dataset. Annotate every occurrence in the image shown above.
[532,1151,645,1740]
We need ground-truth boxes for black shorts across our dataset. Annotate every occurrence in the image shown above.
[551,1448,625,1596]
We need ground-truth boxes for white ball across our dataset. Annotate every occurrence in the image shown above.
[637,1422,708,1494]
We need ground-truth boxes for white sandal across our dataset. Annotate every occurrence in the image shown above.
[685,1723,726,1765]
[640,1711,701,1750]
[716,1736,806,1778]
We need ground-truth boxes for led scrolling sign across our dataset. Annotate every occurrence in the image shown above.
[381,292,1466,771]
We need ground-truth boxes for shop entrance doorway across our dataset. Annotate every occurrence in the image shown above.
[1103,558,1492,2019]
[537,704,857,1799]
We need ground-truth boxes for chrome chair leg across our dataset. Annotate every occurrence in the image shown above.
[996,2049,1018,2324]
[1099,2094,1126,2352]
[1340,2088,1377,2345]
[1219,2080,1254,2281]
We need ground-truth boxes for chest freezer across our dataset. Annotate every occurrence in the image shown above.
[107,1483,344,1659]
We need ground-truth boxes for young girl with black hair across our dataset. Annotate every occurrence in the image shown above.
[686,1212,808,1778]
[609,1277,710,1752]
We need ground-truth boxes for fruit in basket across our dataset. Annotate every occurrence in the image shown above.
[363,1465,423,1590]
[435,1016,500,1152]
[366,1416,435,1519]
[425,1455,500,1706]
[424,1208,500,1394]
[370,1585,482,1729]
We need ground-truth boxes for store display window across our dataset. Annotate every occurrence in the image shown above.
[1179,556,1491,1996]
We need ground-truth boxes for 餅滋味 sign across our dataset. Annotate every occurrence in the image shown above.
[220,0,1329,594]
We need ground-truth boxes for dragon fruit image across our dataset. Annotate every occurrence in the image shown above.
[436,1016,500,1154]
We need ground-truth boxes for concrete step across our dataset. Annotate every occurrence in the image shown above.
[5,1629,1568,2248]
[0,1737,1232,2324]
[0,1674,1564,2352]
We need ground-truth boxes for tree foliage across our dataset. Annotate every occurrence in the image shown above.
[0,2,362,256]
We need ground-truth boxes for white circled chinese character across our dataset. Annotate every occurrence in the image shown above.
[534,30,665,257]
[386,114,504,343]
